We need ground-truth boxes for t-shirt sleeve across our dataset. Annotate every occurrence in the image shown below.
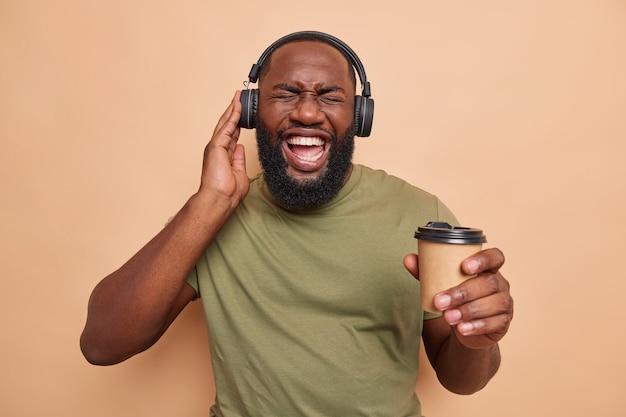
[186,266,200,298]
[436,197,459,226]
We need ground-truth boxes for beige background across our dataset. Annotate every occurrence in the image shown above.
[1,1,625,416]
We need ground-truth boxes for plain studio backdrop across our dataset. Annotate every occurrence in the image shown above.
[1,1,625,416]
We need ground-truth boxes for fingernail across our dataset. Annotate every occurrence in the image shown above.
[444,309,462,324]
[434,294,451,310]
[464,259,480,274]
[458,322,474,335]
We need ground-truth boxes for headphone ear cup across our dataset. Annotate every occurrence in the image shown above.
[354,95,374,137]
[239,89,259,129]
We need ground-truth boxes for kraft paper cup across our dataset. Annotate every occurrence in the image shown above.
[415,222,486,314]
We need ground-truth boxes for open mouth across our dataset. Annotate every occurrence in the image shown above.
[285,136,326,163]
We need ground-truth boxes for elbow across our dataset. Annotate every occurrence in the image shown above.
[436,352,501,395]
[80,338,113,366]
[79,331,128,366]
[438,376,491,395]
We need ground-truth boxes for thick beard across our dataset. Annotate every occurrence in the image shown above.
[256,120,356,210]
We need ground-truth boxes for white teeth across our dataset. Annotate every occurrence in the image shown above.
[297,149,324,162]
[285,136,325,162]
[286,137,324,146]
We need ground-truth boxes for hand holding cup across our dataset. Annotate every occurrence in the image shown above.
[410,222,513,349]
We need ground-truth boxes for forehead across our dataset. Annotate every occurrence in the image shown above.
[259,41,355,90]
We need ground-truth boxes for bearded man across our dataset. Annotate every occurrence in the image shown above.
[81,31,513,417]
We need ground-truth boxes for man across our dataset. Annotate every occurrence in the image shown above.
[81,31,513,416]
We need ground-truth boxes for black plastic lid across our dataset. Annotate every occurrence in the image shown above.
[414,222,487,244]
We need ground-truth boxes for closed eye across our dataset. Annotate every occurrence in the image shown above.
[319,94,345,104]
[270,84,347,103]
[318,87,346,104]
[271,84,300,100]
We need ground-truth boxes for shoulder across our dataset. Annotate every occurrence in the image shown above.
[355,164,437,201]
[354,164,458,224]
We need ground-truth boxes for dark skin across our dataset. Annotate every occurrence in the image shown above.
[79,91,247,364]
[404,249,513,394]
[80,41,514,396]
[256,41,355,182]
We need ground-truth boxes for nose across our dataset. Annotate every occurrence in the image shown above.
[290,93,325,126]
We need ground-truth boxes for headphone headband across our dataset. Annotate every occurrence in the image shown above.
[246,31,371,98]
[239,31,374,137]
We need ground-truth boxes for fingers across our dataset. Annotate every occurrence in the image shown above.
[441,287,513,335]
[462,247,505,275]
[211,91,242,146]
[231,143,247,175]
[403,253,419,280]
[454,311,512,341]
[433,247,513,342]
[436,268,508,307]
[198,91,248,200]
[435,271,511,313]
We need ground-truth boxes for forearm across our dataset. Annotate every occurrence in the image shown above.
[80,192,233,364]
[433,331,501,395]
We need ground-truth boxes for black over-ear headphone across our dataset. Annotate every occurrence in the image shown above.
[238,31,374,137]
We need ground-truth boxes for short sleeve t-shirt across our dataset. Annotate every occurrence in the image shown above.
[187,164,458,417]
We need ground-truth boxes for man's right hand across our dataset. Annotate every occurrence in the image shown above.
[197,91,250,211]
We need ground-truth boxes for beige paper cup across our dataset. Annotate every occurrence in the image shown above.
[415,222,486,314]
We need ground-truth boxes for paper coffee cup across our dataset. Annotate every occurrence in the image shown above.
[414,222,486,314]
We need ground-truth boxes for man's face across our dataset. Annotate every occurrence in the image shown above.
[256,41,357,209]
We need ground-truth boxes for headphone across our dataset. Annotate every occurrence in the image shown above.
[238,31,374,137]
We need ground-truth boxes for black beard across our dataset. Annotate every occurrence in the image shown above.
[256,120,356,210]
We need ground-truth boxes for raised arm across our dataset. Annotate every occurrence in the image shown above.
[80,91,249,365]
